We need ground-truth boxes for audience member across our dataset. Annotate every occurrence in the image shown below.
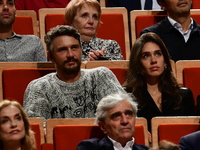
[179,130,200,150]
[124,32,195,132]
[0,100,36,150]
[76,92,149,150]
[0,0,47,62]
[23,25,125,122]
[65,0,124,61]
[106,0,160,12]
[141,0,200,62]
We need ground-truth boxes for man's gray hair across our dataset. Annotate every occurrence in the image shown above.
[95,92,138,124]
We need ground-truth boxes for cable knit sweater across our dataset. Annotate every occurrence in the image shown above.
[23,67,125,121]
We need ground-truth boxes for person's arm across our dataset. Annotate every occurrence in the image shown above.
[33,36,47,62]
[23,79,51,122]
[95,67,126,96]
[179,136,193,150]
[106,40,124,60]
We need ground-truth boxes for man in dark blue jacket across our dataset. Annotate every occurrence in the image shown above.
[76,93,149,150]
[141,0,200,62]
[179,130,200,150]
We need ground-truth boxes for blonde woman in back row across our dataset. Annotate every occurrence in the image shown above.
[65,0,124,61]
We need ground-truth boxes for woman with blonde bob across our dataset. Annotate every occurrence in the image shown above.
[65,0,123,61]
[0,100,36,150]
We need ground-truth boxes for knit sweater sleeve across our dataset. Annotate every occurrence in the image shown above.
[93,67,126,98]
[23,75,52,121]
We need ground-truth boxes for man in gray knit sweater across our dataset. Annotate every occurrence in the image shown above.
[23,25,125,122]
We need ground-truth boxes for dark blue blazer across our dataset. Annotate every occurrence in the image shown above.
[76,136,149,150]
[179,131,200,150]
[141,17,200,62]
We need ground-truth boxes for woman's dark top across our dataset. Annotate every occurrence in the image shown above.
[127,87,195,132]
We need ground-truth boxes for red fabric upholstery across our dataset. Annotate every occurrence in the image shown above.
[45,14,66,33]
[109,67,127,85]
[158,123,200,144]
[41,143,54,150]
[44,13,127,59]
[97,14,126,59]
[53,124,145,150]
[192,0,200,9]
[2,68,56,105]
[135,15,166,38]
[30,123,41,150]
[183,67,200,106]
[53,125,104,150]
[13,16,34,35]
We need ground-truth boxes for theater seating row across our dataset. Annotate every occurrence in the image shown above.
[1,60,200,113]
[15,8,200,60]
[29,116,200,150]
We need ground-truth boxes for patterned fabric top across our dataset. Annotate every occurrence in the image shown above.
[23,67,125,122]
[0,32,47,62]
[81,37,124,61]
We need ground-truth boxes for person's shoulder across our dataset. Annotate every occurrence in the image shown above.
[20,34,41,41]
[179,86,192,95]
[95,37,119,45]
[77,138,101,150]
[182,130,200,139]
[86,67,111,73]
[28,72,56,86]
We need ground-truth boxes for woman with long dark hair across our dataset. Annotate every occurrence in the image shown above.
[124,32,194,133]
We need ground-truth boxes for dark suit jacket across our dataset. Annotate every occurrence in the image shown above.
[76,136,149,150]
[126,86,195,132]
[179,131,200,150]
[141,17,200,61]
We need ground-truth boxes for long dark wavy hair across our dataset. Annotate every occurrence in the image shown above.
[124,32,181,109]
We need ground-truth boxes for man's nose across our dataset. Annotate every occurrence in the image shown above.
[121,114,128,124]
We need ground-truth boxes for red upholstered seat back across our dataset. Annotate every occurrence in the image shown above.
[192,0,200,9]
[30,123,41,150]
[2,68,56,105]
[45,13,126,59]
[53,124,145,150]
[109,67,127,85]
[183,66,200,106]
[135,15,166,38]
[158,123,200,144]
[13,16,34,35]
[45,14,66,33]
[97,14,126,59]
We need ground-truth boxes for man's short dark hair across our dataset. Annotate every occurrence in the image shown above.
[44,25,81,53]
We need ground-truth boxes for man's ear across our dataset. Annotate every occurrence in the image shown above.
[98,121,107,134]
